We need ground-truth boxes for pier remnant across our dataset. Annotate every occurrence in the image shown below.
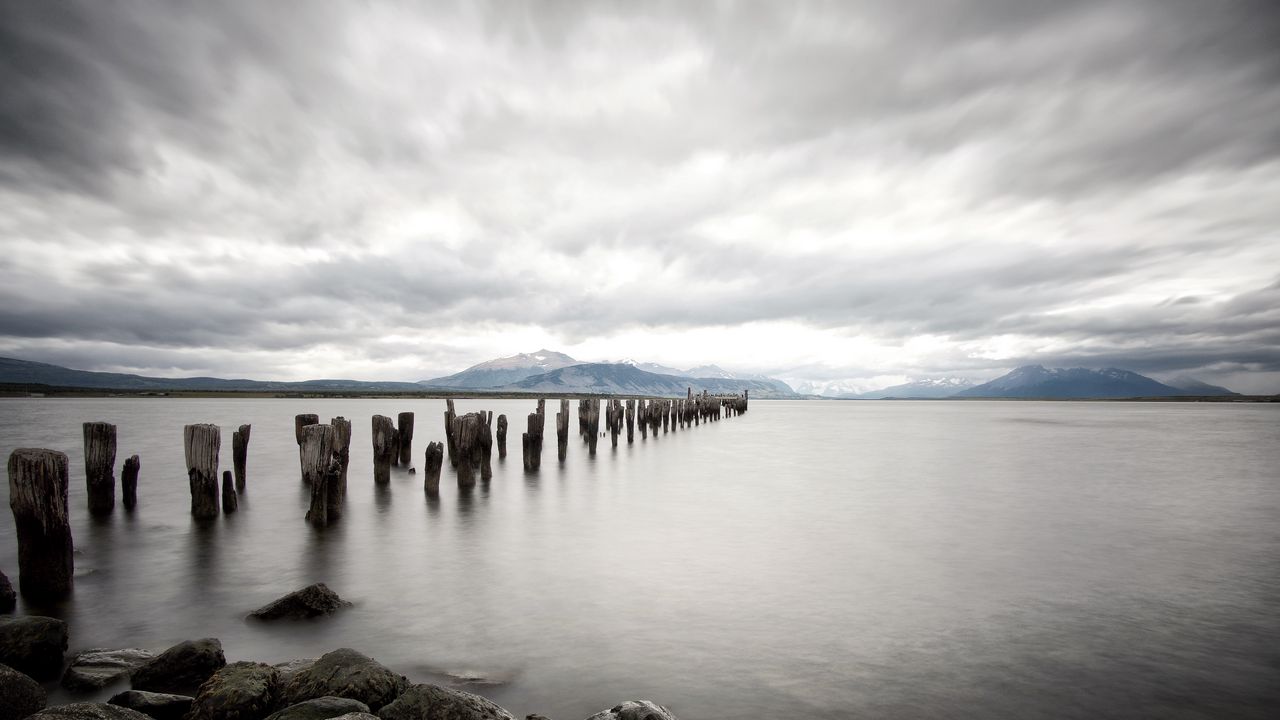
[7,448,73,600]
[184,424,220,519]
[480,411,494,481]
[221,471,237,514]
[121,455,140,509]
[294,414,319,481]
[329,417,351,520]
[556,399,570,462]
[82,421,116,515]
[423,442,443,494]
[397,412,414,467]
[496,414,508,459]
[302,424,337,526]
[453,413,483,488]
[521,400,545,471]
[232,424,250,491]
[371,415,395,484]
[444,400,459,467]
[625,399,635,443]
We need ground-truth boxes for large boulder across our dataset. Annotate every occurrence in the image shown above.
[265,697,370,720]
[131,639,226,695]
[0,615,68,680]
[583,702,677,720]
[328,715,378,720]
[283,649,407,712]
[63,648,156,692]
[187,661,282,720]
[25,703,153,720]
[107,691,194,720]
[377,684,514,720]
[272,659,317,686]
[0,662,47,720]
[248,584,351,621]
[0,571,14,613]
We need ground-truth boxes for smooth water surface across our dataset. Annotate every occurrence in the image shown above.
[1,399,1278,719]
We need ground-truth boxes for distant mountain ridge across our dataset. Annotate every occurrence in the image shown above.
[423,349,578,388]
[852,377,977,399]
[954,365,1237,398]
[506,363,794,397]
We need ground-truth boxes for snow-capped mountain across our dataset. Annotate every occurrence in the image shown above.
[954,365,1183,398]
[422,349,580,388]
[854,377,977,399]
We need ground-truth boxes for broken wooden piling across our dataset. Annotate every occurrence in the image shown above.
[496,414,508,459]
[522,401,545,471]
[294,414,318,480]
[82,421,116,515]
[371,415,396,484]
[121,454,140,510]
[454,413,482,487]
[302,423,337,526]
[329,416,351,520]
[423,441,443,494]
[221,471,237,514]
[444,400,459,467]
[397,412,414,467]
[7,448,73,600]
[184,423,220,519]
[232,424,250,491]
[626,399,635,443]
[556,399,570,462]
[480,411,494,480]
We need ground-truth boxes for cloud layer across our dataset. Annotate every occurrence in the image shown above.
[2,0,1278,392]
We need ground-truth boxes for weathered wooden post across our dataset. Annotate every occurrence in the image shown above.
[521,402,544,472]
[496,414,508,459]
[626,399,635,443]
[423,441,443,494]
[295,414,318,481]
[232,424,250,491]
[480,411,494,481]
[184,424,220,519]
[302,423,336,526]
[8,448,73,600]
[82,421,116,515]
[556,399,570,462]
[584,398,600,455]
[329,416,351,521]
[221,471,237,514]
[638,399,648,439]
[444,400,459,467]
[121,454,140,509]
[455,413,480,488]
[396,412,414,467]
[372,415,395,484]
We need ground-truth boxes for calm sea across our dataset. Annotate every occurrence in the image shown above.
[2,398,1278,719]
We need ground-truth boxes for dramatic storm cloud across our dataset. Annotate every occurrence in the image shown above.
[2,0,1278,392]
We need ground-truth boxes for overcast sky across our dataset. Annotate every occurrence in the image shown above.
[2,0,1278,393]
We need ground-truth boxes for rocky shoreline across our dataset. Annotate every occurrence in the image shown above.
[0,580,678,720]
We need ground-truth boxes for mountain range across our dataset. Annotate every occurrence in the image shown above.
[952,366,1237,399]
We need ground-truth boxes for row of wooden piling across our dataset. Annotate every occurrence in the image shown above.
[5,390,747,601]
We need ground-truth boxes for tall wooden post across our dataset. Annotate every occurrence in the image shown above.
[7,448,74,600]
[397,412,415,467]
[121,454,140,509]
[480,411,494,481]
[329,416,351,521]
[82,421,116,515]
[302,424,336,526]
[444,400,458,467]
[221,471,237,513]
[372,415,395,484]
[232,424,250,491]
[294,414,318,481]
[626,399,635,443]
[184,424,220,519]
[556,399,570,462]
[423,442,443,495]
[496,414,508,459]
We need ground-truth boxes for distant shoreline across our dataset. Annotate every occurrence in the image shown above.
[1,382,1276,402]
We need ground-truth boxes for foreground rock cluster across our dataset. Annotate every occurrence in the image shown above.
[0,583,679,720]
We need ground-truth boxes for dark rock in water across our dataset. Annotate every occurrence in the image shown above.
[107,691,193,720]
[0,661,47,720]
[272,659,317,686]
[187,661,282,720]
[249,584,351,621]
[0,615,68,680]
[63,648,155,692]
[377,684,514,720]
[0,570,14,613]
[525,715,553,720]
[130,638,226,695]
[25,703,153,720]
[283,648,408,712]
[328,714,378,720]
[265,697,371,720]
[583,702,678,720]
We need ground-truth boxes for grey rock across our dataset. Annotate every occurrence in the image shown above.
[187,661,282,720]
[0,662,47,720]
[525,716,554,720]
[63,648,156,692]
[283,649,408,712]
[272,660,317,686]
[377,684,514,720]
[131,638,226,695]
[0,615,68,680]
[107,691,193,720]
[25,703,153,720]
[582,702,677,720]
[248,584,351,621]
[265,697,370,720]
[327,715,379,720]
[0,571,14,613]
